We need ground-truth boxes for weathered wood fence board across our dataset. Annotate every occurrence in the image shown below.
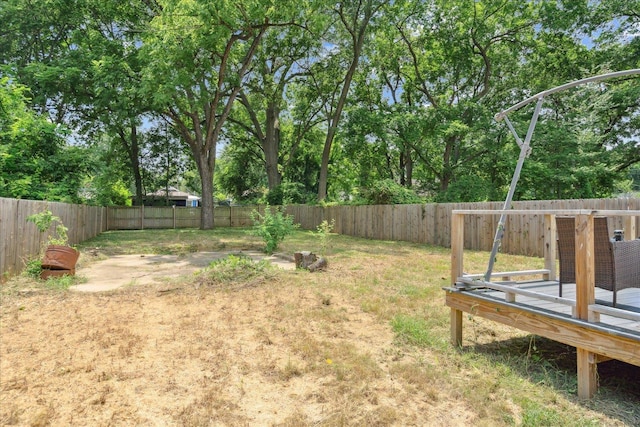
[0,198,107,279]
[2,197,639,279]
[107,206,257,230]
[285,199,640,257]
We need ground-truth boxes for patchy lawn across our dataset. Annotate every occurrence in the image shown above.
[1,229,638,426]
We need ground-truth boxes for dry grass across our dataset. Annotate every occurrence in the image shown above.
[1,228,638,426]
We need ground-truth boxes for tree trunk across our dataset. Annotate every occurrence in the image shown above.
[440,136,455,192]
[198,154,215,230]
[404,146,413,188]
[264,101,282,190]
[119,123,143,206]
[317,126,335,201]
[317,1,376,202]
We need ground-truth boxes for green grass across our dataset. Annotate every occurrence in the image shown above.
[41,273,82,290]
[390,314,450,351]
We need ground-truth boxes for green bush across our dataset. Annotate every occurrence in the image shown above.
[250,205,299,254]
[316,219,335,256]
[265,182,314,205]
[26,209,69,246]
[23,258,42,279]
[360,179,423,205]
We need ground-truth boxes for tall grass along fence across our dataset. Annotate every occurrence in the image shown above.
[286,198,639,257]
[2,197,638,279]
[1,197,107,280]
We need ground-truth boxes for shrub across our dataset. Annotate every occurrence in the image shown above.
[360,179,423,205]
[23,258,42,279]
[26,209,69,246]
[265,182,314,205]
[316,219,335,256]
[250,205,299,254]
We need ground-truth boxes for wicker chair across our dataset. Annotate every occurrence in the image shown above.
[557,216,640,307]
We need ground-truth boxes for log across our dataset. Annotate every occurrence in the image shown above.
[307,257,327,272]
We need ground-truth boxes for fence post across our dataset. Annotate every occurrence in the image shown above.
[173,205,176,229]
[624,216,636,240]
[141,205,144,230]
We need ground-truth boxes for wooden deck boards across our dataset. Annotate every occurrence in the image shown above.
[457,279,640,335]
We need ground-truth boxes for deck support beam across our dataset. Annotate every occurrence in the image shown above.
[574,215,597,398]
[450,213,465,346]
[577,348,597,399]
[445,291,640,367]
[451,308,462,347]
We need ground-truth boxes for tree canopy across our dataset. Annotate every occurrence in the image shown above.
[1,0,639,225]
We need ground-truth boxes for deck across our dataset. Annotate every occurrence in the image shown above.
[445,280,640,365]
[445,209,640,399]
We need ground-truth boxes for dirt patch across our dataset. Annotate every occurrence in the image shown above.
[71,251,295,292]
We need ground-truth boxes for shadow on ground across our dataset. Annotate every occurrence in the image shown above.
[470,336,640,424]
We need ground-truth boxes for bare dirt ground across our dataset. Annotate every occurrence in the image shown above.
[0,252,475,426]
[70,251,295,292]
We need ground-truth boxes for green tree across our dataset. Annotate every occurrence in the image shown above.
[141,0,301,228]
[83,136,132,206]
[215,143,265,203]
[229,14,320,193]
[0,0,158,206]
[312,0,385,201]
[497,1,640,200]
[0,76,90,202]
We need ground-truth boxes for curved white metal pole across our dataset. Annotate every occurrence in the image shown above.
[495,69,640,122]
[485,97,544,281]
[482,69,640,282]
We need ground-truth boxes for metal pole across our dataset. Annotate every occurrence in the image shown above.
[495,69,640,121]
[485,97,545,281]
[504,116,524,149]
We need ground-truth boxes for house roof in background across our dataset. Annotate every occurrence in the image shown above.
[144,187,201,201]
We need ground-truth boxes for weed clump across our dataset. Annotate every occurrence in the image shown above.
[250,205,298,254]
[195,254,277,290]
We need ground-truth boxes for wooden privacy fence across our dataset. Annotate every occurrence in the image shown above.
[0,197,107,279]
[107,205,257,229]
[285,198,640,257]
[106,198,640,258]
[2,197,639,279]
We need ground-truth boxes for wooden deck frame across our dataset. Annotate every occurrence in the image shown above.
[446,209,640,399]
